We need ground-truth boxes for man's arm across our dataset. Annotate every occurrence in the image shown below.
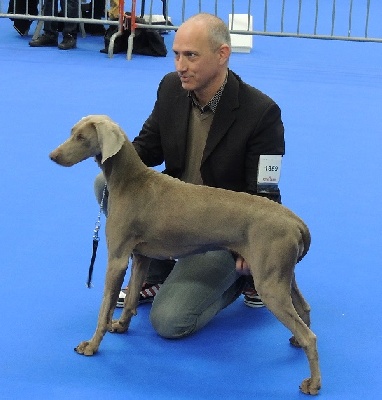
[132,76,169,168]
[244,102,285,203]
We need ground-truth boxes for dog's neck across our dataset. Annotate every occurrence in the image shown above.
[101,140,149,188]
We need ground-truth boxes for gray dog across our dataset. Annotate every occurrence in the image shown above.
[49,115,321,395]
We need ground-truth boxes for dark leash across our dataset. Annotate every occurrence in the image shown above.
[86,183,107,288]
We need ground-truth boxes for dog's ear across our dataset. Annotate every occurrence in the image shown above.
[95,120,125,164]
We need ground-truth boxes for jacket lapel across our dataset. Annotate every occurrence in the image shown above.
[172,89,191,172]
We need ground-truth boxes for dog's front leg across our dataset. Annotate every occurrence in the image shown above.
[110,254,151,333]
[75,257,128,356]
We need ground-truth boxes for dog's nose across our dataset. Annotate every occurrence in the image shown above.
[49,150,59,162]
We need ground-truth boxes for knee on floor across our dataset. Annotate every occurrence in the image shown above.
[149,303,196,339]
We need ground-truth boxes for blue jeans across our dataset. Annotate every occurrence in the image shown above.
[150,250,244,338]
[43,0,79,35]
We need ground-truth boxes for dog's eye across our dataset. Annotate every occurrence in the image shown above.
[76,133,85,141]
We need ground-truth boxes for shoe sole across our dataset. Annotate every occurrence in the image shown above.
[116,297,154,308]
[243,296,265,308]
[29,43,58,47]
[58,45,77,50]
[244,301,265,308]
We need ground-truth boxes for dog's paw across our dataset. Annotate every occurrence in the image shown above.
[109,319,129,334]
[74,341,97,356]
[299,378,321,395]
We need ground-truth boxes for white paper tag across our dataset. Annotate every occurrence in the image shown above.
[257,155,282,185]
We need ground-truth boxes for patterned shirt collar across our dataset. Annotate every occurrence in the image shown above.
[188,73,228,114]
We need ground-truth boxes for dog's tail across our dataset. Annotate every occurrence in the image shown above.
[297,221,311,263]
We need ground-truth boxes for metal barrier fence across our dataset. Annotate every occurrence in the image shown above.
[1,0,381,60]
[135,0,382,42]
[2,0,110,31]
[1,0,125,55]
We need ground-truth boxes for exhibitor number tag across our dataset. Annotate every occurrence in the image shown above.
[257,155,282,185]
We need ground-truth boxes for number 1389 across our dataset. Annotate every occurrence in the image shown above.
[265,165,279,172]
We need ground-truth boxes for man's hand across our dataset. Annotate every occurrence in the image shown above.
[235,255,251,275]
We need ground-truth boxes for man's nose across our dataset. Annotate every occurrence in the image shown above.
[175,55,187,72]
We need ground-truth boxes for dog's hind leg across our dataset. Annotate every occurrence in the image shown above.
[243,243,321,395]
[258,280,320,395]
[289,274,311,347]
[110,254,151,333]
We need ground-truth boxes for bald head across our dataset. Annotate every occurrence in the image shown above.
[172,13,231,105]
[179,13,231,52]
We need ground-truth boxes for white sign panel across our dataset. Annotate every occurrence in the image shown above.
[257,155,282,185]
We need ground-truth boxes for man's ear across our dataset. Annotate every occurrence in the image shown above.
[218,43,231,65]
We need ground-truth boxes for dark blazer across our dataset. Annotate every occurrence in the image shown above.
[133,70,285,201]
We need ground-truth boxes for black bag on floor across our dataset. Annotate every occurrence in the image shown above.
[100,15,167,57]
[8,0,39,35]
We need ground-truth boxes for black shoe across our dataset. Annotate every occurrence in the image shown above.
[29,33,58,47]
[58,34,77,50]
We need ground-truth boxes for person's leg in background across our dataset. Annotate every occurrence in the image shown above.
[58,0,78,49]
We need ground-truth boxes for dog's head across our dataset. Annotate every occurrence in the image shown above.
[49,115,126,167]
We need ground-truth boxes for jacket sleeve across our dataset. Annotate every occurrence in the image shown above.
[245,102,285,203]
[132,77,167,167]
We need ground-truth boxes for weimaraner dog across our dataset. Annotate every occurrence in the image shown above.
[49,115,321,395]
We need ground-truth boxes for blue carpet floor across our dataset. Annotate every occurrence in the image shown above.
[1,5,382,399]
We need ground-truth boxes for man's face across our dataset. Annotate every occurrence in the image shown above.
[172,21,223,98]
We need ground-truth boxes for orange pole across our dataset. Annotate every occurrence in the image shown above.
[119,0,125,32]
[130,0,136,35]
